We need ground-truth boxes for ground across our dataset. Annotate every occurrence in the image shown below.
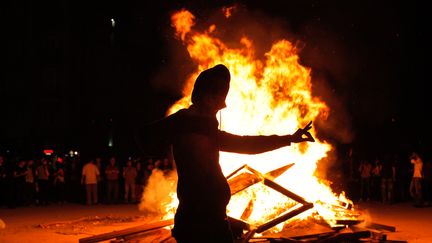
[0,201,431,243]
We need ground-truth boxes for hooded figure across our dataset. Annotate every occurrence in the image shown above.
[138,64,314,243]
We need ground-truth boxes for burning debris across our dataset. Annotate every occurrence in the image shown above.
[78,164,400,242]
[37,215,148,238]
[79,219,174,243]
[78,220,400,242]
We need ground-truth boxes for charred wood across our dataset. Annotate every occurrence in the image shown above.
[78,218,174,243]
[366,222,396,232]
[256,203,314,234]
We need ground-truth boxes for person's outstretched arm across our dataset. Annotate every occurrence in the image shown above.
[218,122,315,154]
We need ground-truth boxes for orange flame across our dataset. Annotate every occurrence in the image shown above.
[165,8,355,230]
[222,6,236,18]
[171,9,195,41]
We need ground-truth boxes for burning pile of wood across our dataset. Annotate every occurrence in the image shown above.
[79,164,404,243]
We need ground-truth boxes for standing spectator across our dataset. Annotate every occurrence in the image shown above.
[380,155,396,204]
[371,158,382,201]
[36,158,50,205]
[0,156,8,207]
[410,152,423,207]
[144,159,155,186]
[36,158,50,206]
[25,159,36,206]
[53,162,66,204]
[154,159,162,170]
[135,161,146,202]
[81,159,100,205]
[123,160,137,203]
[13,160,28,207]
[105,157,120,204]
[358,159,372,202]
[162,158,173,175]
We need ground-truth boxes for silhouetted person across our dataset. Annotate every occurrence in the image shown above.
[358,159,372,202]
[380,155,396,204]
[25,159,36,206]
[105,157,120,204]
[123,160,137,203]
[53,163,66,204]
[135,161,146,201]
[138,64,315,243]
[13,160,28,206]
[371,158,382,201]
[410,152,423,207]
[81,159,100,205]
[35,158,51,205]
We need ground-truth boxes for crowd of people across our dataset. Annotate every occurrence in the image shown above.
[0,154,173,208]
[1,150,431,209]
[354,151,431,207]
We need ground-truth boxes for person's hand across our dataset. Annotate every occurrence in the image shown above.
[292,121,315,143]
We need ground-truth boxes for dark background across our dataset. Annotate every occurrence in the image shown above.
[2,0,429,161]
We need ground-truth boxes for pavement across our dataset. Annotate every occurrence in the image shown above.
[0,201,431,243]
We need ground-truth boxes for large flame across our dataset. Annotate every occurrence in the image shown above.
[157,8,355,230]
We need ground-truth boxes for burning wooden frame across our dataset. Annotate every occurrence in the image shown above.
[225,164,314,242]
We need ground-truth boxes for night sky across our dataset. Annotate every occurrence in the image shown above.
[3,0,429,160]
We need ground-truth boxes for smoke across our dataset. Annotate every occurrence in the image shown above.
[297,21,359,144]
[138,169,178,218]
[310,72,355,144]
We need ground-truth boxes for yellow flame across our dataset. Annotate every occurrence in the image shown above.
[164,9,355,229]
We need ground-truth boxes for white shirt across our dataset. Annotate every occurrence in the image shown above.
[411,157,423,178]
[82,163,100,184]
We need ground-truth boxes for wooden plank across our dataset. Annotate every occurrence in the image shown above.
[240,199,255,221]
[262,221,335,241]
[226,164,248,179]
[228,172,263,195]
[227,164,295,195]
[315,230,371,242]
[121,228,176,242]
[263,178,309,204]
[241,228,257,243]
[264,163,294,179]
[366,222,396,232]
[78,218,174,243]
[255,203,314,233]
